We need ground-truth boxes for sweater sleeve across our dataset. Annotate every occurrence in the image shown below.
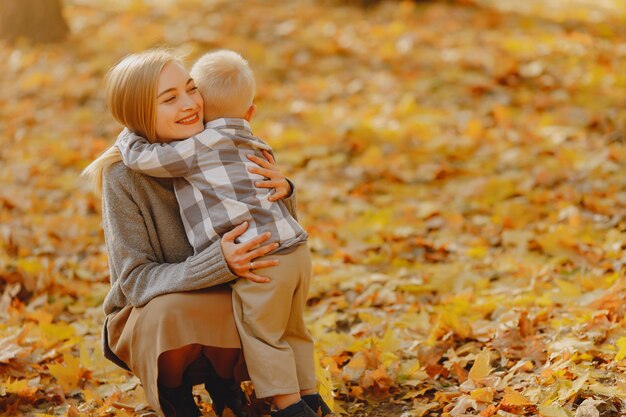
[115,129,197,178]
[282,179,299,221]
[101,167,237,308]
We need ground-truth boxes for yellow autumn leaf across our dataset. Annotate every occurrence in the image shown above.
[470,387,494,403]
[1,378,38,397]
[315,350,335,413]
[428,309,473,343]
[481,179,519,205]
[380,351,400,371]
[537,404,570,417]
[465,119,484,140]
[16,258,44,275]
[78,343,92,370]
[25,309,54,325]
[587,383,623,397]
[355,146,383,167]
[39,322,75,343]
[19,71,54,91]
[558,372,589,403]
[615,337,626,361]
[398,359,423,381]
[555,279,581,298]
[48,353,82,393]
[492,105,510,125]
[534,225,578,257]
[379,327,401,353]
[466,245,488,259]
[468,350,492,384]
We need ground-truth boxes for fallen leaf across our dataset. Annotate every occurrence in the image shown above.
[501,387,534,407]
[48,353,83,393]
[468,350,492,384]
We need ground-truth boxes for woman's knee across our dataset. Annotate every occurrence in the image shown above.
[202,346,240,378]
[159,344,203,368]
[158,344,203,387]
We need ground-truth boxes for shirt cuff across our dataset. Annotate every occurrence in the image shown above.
[285,178,295,198]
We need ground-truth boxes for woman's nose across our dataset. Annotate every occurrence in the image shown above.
[181,94,197,110]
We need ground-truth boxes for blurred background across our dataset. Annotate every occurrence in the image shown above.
[0,0,625,416]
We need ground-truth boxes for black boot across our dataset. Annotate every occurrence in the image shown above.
[271,400,318,417]
[158,382,202,417]
[302,394,335,417]
[204,373,247,417]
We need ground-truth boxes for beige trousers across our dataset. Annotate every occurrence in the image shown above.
[231,243,316,398]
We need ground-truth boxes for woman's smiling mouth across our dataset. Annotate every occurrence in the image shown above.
[177,113,199,125]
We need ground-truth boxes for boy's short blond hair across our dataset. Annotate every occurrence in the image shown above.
[190,50,255,121]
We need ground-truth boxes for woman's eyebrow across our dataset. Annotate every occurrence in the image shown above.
[157,79,194,98]
[157,88,175,98]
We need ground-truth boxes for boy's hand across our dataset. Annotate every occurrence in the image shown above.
[247,150,292,201]
[221,221,279,283]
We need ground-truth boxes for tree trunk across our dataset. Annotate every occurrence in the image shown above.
[0,0,69,43]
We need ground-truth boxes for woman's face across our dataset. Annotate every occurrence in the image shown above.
[155,61,204,142]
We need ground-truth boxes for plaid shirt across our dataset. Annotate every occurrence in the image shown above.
[116,118,307,255]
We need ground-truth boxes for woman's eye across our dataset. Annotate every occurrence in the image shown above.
[188,86,198,93]
[164,96,176,103]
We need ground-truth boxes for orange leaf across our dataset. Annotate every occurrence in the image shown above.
[500,388,533,407]
[480,404,499,417]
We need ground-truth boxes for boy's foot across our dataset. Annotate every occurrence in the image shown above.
[271,400,318,417]
[158,382,202,417]
[302,393,336,417]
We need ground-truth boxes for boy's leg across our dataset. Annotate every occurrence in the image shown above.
[231,250,302,400]
[283,244,316,391]
[282,244,336,416]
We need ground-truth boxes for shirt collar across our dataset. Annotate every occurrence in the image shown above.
[204,118,252,134]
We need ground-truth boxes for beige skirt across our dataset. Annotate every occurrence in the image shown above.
[106,285,242,414]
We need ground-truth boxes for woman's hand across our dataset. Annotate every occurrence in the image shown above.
[247,150,292,201]
[221,221,279,283]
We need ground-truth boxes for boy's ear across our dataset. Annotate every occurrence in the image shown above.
[244,104,256,121]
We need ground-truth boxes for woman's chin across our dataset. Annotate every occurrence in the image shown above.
[175,123,204,138]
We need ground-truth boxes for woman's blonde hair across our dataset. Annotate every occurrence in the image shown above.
[190,50,255,121]
[82,48,179,192]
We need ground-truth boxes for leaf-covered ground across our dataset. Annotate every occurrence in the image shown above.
[1,0,626,416]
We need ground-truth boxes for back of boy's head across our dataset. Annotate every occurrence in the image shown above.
[190,50,255,121]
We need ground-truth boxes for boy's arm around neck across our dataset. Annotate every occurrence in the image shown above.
[115,129,197,178]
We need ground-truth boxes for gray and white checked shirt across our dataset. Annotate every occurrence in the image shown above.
[116,118,307,255]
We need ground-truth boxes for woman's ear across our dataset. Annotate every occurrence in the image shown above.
[244,104,256,121]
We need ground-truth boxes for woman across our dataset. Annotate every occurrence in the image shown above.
[83,49,297,417]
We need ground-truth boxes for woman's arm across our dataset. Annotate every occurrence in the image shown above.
[102,166,235,308]
[102,164,281,307]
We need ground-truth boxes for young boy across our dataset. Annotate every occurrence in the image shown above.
[115,50,333,417]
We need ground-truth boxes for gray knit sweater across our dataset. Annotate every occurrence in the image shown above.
[101,161,298,316]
